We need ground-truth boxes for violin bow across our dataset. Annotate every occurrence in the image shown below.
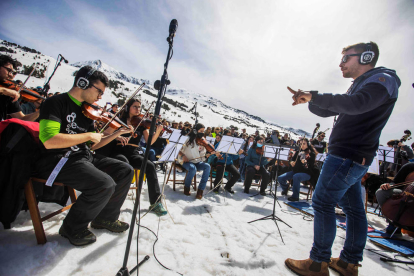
[17,64,38,94]
[100,83,145,131]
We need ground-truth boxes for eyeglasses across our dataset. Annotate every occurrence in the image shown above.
[341,54,361,64]
[90,84,104,97]
[2,66,17,76]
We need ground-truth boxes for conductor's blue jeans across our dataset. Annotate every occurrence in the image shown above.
[310,154,368,264]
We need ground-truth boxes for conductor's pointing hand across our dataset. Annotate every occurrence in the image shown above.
[287,86,312,106]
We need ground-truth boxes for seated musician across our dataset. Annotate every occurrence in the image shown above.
[212,129,243,194]
[376,162,414,235]
[278,138,316,201]
[243,136,271,195]
[178,123,219,199]
[96,98,167,216]
[0,55,39,121]
[311,131,327,153]
[35,66,135,246]
[239,135,254,182]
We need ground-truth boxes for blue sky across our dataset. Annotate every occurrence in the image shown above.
[1,0,414,144]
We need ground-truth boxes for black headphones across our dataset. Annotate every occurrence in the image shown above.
[359,43,375,65]
[193,127,198,135]
[76,68,97,89]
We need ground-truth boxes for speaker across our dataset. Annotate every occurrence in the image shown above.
[76,68,97,89]
[359,43,375,65]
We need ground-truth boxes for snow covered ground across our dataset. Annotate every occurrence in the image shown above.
[1,169,413,276]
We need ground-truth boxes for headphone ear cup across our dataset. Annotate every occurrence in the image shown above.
[76,77,89,90]
[193,128,197,135]
[125,105,129,113]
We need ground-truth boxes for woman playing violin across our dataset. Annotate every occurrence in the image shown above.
[96,98,167,216]
[178,123,219,199]
[278,138,316,201]
[0,55,39,121]
[244,136,272,195]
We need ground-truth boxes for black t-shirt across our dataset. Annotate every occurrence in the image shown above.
[39,93,94,153]
[311,139,327,153]
[0,94,22,121]
[119,116,145,146]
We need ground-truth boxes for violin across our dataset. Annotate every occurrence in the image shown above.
[0,80,46,102]
[82,102,130,130]
[256,146,264,155]
[130,114,173,135]
[196,137,223,159]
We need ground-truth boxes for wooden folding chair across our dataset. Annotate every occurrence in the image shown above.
[25,177,77,244]
[165,161,197,191]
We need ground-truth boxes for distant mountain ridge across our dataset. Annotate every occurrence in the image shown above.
[0,39,310,137]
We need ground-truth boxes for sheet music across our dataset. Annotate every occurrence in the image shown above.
[206,136,215,145]
[263,145,289,160]
[367,155,380,175]
[377,146,394,163]
[158,143,184,162]
[215,136,244,154]
[316,153,327,162]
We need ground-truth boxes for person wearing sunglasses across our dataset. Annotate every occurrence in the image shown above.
[311,131,327,154]
[285,42,401,276]
[0,55,39,121]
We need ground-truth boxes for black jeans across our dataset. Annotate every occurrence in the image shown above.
[113,145,162,205]
[244,165,270,192]
[213,164,240,189]
[34,150,134,234]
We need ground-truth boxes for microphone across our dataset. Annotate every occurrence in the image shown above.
[168,19,178,40]
[60,54,69,64]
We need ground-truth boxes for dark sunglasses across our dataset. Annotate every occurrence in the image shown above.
[2,66,17,76]
[341,54,361,63]
[90,83,104,96]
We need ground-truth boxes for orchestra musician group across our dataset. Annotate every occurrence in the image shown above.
[0,39,412,276]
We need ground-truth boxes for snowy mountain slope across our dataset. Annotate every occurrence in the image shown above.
[1,39,309,138]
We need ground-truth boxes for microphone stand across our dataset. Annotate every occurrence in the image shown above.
[42,54,65,95]
[117,21,177,276]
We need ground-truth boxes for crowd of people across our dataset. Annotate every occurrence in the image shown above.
[1,39,412,276]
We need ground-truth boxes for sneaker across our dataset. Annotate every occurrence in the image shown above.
[150,202,168,216]
[59,224,96,246]
[329,257,361,276]
[288,197,299,202]
[91,218,129,233]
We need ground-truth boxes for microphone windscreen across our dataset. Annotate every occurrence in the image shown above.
[169,19,178,34]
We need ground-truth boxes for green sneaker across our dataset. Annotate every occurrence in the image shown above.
[150,202,167,216]
[91,218,129,233]
[59,225,96,246]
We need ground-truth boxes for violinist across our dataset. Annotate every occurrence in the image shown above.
[212,129,243,194]
[311,131,327,153]
[0,55,39,121]
[21,86,44,115]
[34,66,135,246]
[178,123,219,199]
[244,136,271,195]
[278,138,316,201]
[375,162,414,235]
[96,98,167,216]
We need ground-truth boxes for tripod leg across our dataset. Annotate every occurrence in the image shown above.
[273,218,285,245]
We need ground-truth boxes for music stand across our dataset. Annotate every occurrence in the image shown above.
[248,146,292,244]
[377,146,395,182]
[205,136,215,145]
[157,129,188,163]
[212,135,244,192]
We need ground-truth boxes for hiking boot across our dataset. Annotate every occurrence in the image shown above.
[288,196,299,202]
[285,258,329,276]
[224,186,235,194]
[59,224,96,246]
[196,189,203,199]
[329,257,360,276]
[184,186,191,196]
[91,218,129,233]
[150,202,167,216]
